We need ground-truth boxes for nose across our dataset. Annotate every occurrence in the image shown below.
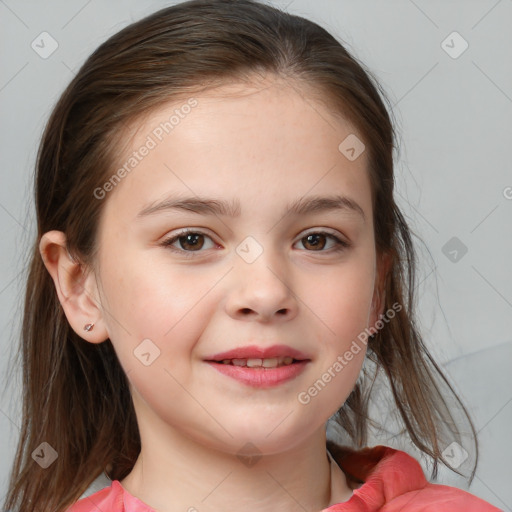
[225,248,299,323]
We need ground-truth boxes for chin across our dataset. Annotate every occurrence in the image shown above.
[220,420,317,456]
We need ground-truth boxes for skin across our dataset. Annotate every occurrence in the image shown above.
[40,75,390,512]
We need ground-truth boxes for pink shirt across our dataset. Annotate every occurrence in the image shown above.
[67,445,502,511]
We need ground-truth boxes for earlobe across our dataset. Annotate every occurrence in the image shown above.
[39,230,108,344]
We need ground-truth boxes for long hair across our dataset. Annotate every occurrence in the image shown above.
[3,1,477,510]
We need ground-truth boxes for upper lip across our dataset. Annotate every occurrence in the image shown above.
[205,344,311,361]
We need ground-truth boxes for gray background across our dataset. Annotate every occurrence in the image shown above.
[0,0,511,510]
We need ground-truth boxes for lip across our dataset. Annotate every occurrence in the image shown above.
[204,344,311,389]
[205,344,311,361]
[206,360,310,388]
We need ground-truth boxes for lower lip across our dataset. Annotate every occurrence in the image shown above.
[206,361,309,388]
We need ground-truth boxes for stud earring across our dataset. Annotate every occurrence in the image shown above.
[83,323,94,332]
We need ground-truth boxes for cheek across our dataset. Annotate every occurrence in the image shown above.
[303,256,375,348]
[295,255,374,412]
[297,281,369,422]
[97,248,219,361]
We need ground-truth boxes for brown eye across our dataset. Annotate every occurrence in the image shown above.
[302,233,327,250]
[161,230,216,255]
[295,231,350,253]
[177,233,205,251]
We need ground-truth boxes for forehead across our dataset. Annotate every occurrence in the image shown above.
[122,74,364,158]
[100,76,371,222]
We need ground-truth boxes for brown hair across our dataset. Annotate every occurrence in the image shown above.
[3,1,477,510]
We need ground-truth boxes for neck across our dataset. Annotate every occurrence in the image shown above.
[120,411,352,512]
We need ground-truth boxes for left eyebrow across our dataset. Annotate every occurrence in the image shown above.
[136,193,366,222]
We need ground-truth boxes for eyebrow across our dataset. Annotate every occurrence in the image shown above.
[137,194,366,222]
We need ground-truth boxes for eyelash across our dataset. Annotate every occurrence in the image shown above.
[160,228,351,258]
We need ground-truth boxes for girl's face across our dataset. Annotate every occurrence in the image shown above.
[94,77,384,455]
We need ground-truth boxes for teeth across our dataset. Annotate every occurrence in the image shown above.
[219,357,295,368]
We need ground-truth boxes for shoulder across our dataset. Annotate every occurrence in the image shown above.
[66,481,124,512]
[381,482,503,511]
[326,443,502,511]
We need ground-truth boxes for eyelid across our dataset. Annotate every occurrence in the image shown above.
[299,227,347,240]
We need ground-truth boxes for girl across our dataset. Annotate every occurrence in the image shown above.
[3,1,502,511]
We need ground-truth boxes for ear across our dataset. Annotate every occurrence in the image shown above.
[369,250,393,328]
[39,230,108,343]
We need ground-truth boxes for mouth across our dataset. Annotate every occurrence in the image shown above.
[205,343,311,363]
[210,356,302,368]
[204,344,311,388]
